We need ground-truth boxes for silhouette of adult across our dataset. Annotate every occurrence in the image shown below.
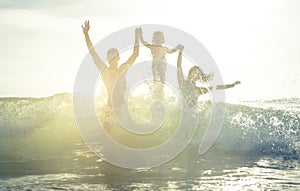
[82,21,139,107]
[177,45,240,106]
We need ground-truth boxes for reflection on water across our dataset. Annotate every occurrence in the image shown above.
[1,145,300,190]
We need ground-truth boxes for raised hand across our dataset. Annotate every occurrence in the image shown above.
[177,44,184,52]
[135,28,140,39]
[138,27,143,34]
[82,20,90,34]
[136,27,143,39]
[234,81,241,86]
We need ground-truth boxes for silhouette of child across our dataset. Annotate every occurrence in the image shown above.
[137,28,180,84]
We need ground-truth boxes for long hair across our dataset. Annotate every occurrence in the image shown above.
[187,66,207,84]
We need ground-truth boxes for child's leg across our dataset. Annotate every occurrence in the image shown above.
[159,62,167,84]
[152,61,161,82]
[151,61,166,100]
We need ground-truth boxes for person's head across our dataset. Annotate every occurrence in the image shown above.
[107,48,120,67]
[187,66,207,84]
[152,31,164,45]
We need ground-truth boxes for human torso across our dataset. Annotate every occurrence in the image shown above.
[151,45,167,61]
[102,67,126,96]
[180,79,199,107]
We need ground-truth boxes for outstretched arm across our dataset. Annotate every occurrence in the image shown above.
[119,28,140,73]
[82,20,106,71]
[177,45,185,88]
[216,81,241,90]
[138,28,152,49]
[195,81,240,97]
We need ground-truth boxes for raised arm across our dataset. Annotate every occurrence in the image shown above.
[119,28,140,73]
[177,45,185,88]
[82,20,106,71]
[138,28,152,49]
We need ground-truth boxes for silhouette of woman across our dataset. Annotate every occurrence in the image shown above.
[176,45,240,107]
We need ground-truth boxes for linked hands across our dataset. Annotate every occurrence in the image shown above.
[135,27,142,39]
[177,44,184,52]
[135,27,141,40]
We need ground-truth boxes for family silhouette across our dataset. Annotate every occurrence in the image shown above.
[82,21,240,108]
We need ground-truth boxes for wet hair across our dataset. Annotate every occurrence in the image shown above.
[107,48,119,61]
[152,31,165,45]
[188,66,207,83]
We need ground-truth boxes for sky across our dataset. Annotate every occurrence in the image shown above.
[0,0,299,102]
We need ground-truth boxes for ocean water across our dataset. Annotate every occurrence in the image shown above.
[0,93,300,190]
